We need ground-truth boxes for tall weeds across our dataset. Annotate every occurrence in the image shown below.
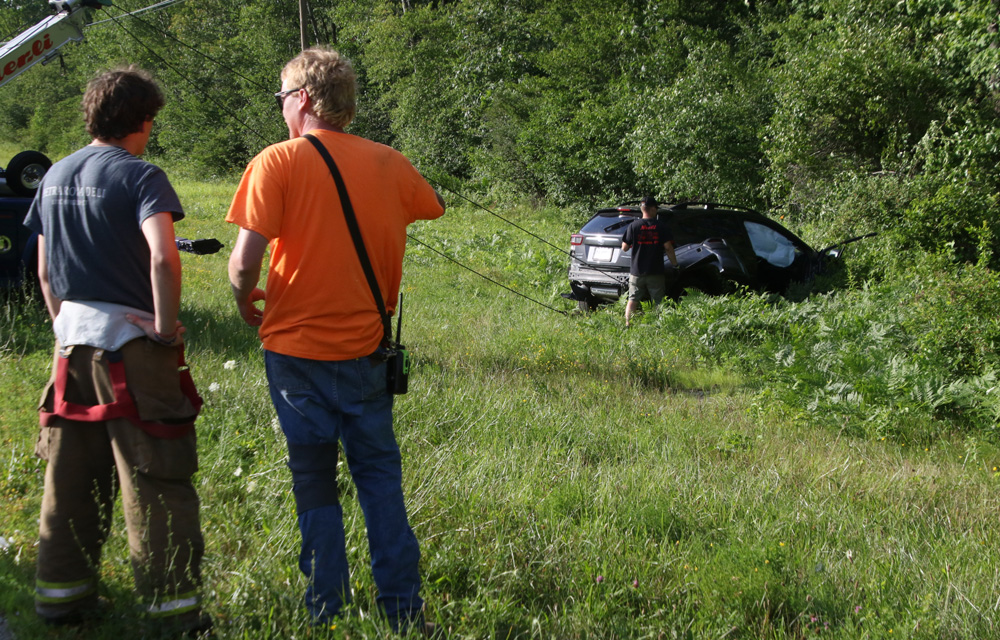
[3,193,1000,639]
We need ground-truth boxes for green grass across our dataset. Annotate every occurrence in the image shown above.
[2,173,1000,639]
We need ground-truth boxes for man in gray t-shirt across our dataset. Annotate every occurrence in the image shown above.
[24,66,208,636]
[25,145,183,311]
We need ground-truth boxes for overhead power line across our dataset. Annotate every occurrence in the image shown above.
[102,8,273,148]
[86,0,190,26]
[89,2,272,94]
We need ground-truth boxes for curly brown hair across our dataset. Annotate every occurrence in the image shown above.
[281,47,356,129]
[82,66,165,140]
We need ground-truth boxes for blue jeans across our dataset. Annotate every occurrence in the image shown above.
[264,350,422,622]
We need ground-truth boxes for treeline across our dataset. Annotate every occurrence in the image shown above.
[5,0,1000,435]
[2,0,1000,260]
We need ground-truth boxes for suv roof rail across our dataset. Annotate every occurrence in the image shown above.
[597,198,680,213]
[665,201,761,215]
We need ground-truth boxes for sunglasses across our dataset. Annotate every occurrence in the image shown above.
[274,87,303,111]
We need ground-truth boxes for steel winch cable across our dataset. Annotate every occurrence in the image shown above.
[422,174,637,284]
[424,175,570,258]
[405,234,568,315]
[415,177,629,309]
[95,3,580,316]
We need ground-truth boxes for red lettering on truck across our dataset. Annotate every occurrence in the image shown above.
[1,33,53,82]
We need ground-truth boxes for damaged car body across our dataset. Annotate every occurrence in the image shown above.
[566,201,869,311]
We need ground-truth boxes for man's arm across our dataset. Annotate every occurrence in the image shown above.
[622,223,634,252]
[228,228,269,327]
[130,212,183,343]
[36,235,61,321]
[665,240,678,267]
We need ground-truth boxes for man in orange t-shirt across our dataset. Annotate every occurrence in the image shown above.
[226,47,444,633]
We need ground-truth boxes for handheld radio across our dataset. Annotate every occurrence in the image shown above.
[387,293,410,395]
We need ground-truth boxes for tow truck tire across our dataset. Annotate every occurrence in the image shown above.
[6,151,52,197]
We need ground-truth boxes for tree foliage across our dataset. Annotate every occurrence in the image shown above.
[1,0,998,254]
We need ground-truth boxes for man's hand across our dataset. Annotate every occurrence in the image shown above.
[236,288,266,327]
[229,228,269,328]
[126,314,186,346]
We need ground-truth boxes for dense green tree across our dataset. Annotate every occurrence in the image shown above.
[362,2,478,178]
[629,40,772,207]
[2,0,1000,240]
[762,0,1000,261]
[764,0,949,201]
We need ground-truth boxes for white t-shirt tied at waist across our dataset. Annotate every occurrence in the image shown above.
[53,300,151,352]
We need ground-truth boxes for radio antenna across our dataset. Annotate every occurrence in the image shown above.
[395,292,403,344]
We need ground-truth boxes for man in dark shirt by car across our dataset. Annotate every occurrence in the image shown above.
[621,195,678,327]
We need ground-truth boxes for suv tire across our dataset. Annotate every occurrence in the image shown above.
[6,151,51,197]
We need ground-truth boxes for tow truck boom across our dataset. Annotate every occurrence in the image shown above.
[0,0,111,89]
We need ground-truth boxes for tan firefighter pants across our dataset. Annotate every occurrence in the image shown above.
[34,340,204,626]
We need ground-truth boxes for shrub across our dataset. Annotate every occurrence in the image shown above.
[902,246,1000,376]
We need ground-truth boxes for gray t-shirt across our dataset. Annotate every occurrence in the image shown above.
[24,145,183,312]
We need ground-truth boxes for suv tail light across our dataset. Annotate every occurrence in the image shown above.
[570,234,583,246]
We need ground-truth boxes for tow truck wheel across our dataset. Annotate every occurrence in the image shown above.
[6,151,52,197]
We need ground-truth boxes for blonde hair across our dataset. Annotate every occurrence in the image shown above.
[281,47,357,129]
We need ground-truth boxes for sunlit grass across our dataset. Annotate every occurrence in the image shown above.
[2,179,1000,638]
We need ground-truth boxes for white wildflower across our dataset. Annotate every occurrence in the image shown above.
[234,467,243,477]
[208,382,221,393]
[223,360,237,370]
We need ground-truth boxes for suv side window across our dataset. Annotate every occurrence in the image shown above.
[744,221,799,267]
[667,212,744,245]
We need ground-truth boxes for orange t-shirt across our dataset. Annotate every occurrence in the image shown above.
[226,129,444,360]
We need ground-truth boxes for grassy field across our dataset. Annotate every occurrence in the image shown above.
[2,156,1000,639]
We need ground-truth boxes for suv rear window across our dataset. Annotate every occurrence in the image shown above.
[581,212,637,234]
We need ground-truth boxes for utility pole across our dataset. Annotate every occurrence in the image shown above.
[299,0,308,51]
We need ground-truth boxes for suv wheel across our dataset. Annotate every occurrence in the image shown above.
[6,151,52,197]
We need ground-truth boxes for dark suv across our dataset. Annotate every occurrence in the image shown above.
[0,151,51,291]
[566,201,843,311]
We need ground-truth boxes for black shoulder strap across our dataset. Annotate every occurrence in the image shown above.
[303,133,392,346]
